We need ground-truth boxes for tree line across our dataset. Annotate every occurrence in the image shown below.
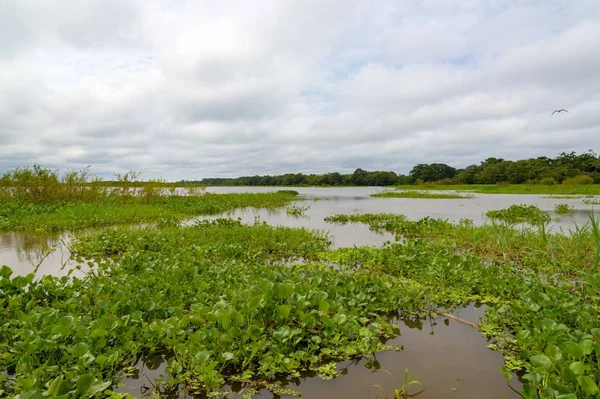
[190,151,600,186]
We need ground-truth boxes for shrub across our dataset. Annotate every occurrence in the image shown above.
[435,178,455,185]
[539,177,557,186]
[563,174,594,185]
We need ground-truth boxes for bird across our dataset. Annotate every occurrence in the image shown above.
[551,109,569,116]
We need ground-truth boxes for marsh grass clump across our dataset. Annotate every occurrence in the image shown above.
[485,204,550,225]
[554,203,574,215]
[582,198,600,205]
[285,204,310,216]
[371,190,470,199]
[562,174,594,185]
[276,190,299,196]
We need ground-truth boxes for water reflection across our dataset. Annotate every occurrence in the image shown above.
[0,231,79,277]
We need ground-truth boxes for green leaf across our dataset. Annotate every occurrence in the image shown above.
[0,265,12,279]
[276,282,295,299]
[332,313,347,324]
[277,304,291,319]
[568,362,584,376]
[87,380,111,396]
[555,394,576,399]
[70,342,90,358]
[545,345,562,362]
[318,300,330,312]
[579,340,593,356]
[564,342,584,359]
[247,295,263,311]
[222,352,234,361]
[46,376,64,396]
[195,350,210,363]
[530,354,552,370]
[247,325,263,340]
[580,376,599,395]
[500,365,513,383]
[521,384,539,399]
[76,374,94,394]
[215,308,232,329]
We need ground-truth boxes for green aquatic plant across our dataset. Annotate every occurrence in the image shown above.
[486,204,550,225]
[554,203,575,215]
[582,198,600,205]
[393,369,424,398]
[285,204,311,216]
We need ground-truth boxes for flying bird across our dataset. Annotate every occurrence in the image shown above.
[551,109,569,116]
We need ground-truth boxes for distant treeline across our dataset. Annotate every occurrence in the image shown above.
[192,151,600,186]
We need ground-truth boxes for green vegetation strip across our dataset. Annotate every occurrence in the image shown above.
[371,190,471,199]
[0,192,298,232]
[393,183,600,195]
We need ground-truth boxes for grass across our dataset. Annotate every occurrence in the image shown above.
[371,190,471,199]
[2,201,600,397]
[392,183,600,195]
[0,192,300,232]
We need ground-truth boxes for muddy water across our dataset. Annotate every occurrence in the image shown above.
[206,186,598,227]
[118,304,521,399]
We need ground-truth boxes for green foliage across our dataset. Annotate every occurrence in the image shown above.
[0,192,299,232]
[371,190,471,199]
[563,174,595,185]
[286,204,311,216]
[393,184,600,195]
[323,212,600,398]
[555,203,575,215]
[0,221,417,398]
[539,177,558,186]
[486,205,551,225]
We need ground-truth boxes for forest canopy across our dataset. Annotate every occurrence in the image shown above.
[191,150,600,186]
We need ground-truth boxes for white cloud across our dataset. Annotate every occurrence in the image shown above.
[0,0,599,179]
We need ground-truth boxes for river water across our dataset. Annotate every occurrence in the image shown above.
[3,187,596,398]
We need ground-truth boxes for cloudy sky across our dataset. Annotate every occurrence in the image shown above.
[1,0,599,179]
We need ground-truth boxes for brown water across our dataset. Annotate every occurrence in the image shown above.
[1,187,593,398]
[118,304,521,399]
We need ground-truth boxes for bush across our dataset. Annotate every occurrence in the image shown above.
[562,174,594,185]
[435,178,455,185]
[539,177,557,186]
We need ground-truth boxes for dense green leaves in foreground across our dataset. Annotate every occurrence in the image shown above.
[0,192,298,232]
[2,210,600,398]
[325,212,600,398]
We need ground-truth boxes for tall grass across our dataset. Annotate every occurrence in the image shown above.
[0,165,205,204]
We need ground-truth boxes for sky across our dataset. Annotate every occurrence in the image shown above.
[1,0,599,180]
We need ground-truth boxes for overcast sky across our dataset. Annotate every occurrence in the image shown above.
[1,0,599,179]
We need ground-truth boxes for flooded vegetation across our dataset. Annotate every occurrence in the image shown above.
[370,190,472,199]
[1,173,600,398]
